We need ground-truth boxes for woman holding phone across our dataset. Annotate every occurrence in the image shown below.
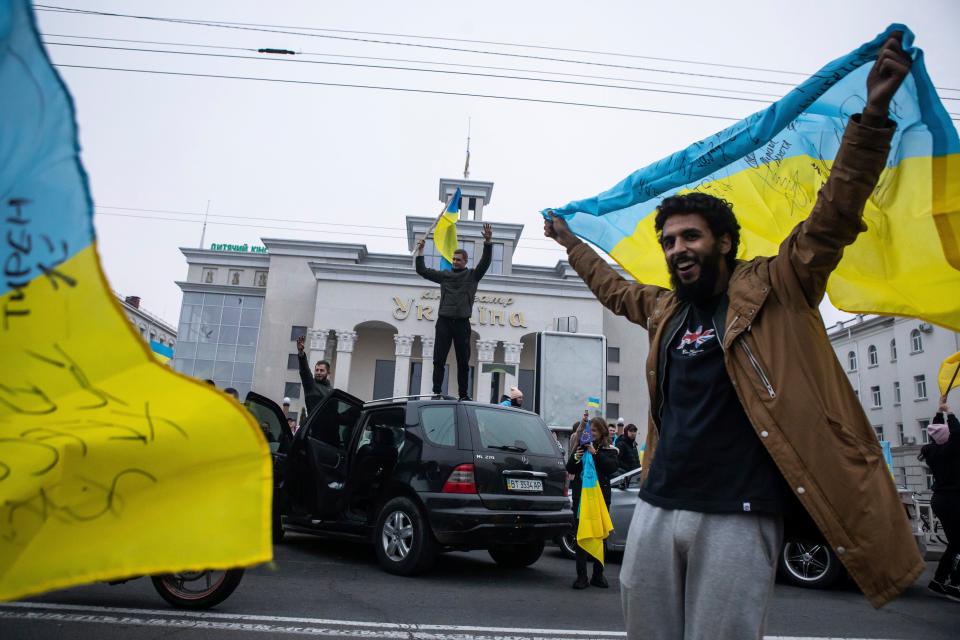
[567,413,620,589]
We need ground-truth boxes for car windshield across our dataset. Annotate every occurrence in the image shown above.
[472,407,557,456]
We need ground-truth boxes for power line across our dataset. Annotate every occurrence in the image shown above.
[94,210,566,251]
[96,204,559,243]
[54,63,746,121]
[43,41,777,105]
[43,32,787,100]
[41,7,818,78]
[38,4,960,93]
[33,5,806,88]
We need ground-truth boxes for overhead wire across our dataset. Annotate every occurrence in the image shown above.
[53,63,747,121]
[94,210,566,251]
[42,41,778,105]
[30,5,820,88]
[35,4,960,93]
[36,5,960,97]
[43,32,788,100]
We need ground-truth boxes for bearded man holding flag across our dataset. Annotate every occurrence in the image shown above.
[545,30,930,638]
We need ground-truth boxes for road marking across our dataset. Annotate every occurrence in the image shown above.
[0,603,894,640]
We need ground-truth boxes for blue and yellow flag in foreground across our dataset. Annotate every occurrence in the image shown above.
[435,187,461,270]
[545,25,960,330]
[0,0,271,601]
[577,452,614,565]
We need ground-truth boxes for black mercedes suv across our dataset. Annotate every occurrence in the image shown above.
[245,391,572,576]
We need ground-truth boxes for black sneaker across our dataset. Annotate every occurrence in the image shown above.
[929,579,949,597]
[945,584,960,603]
[458,395,472,402]
[590,574,609,588]
[572,575,589,590]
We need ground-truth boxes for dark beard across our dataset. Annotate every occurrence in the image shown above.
[669,249,722,304]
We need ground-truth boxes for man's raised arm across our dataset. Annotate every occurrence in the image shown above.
[473,223,494,281]
[544,213,664,327]
[414,238,444,283]
[773,34,911,308]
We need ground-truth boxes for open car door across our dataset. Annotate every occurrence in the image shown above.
[244,390,293,481]
[286,390,364,519]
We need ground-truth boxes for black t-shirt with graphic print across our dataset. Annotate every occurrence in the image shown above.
[639,294,788,515]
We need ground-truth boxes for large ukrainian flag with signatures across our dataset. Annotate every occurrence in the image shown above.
[545,25,960,330]
[0,0,271,601]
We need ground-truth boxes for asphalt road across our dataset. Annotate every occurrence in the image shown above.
[2,534,958,639]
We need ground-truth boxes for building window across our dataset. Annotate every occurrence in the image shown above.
[607,375,620,392]
[255,271,268,287]
[895,466,906,487]
[290,325,307,341]
[867,345,878,367]
[488,243,504,275]
[287,354,299,370]
[890,339,897,362]
[897,422,905,446]
[847,350,857,372]
[871,386,881,408]
[202,268,217,284]
[372,359,396,400]
[926,469,935,490]
[607,347,620,363]
[229,269,243,286]
[284,382,301,399]
[149,330,157,342]
[914,374,927,400]
[139,324,146,336]
[893,381,901,405]
[607,402,620,420]
[170,293,263,398]
[873,425,884,441]
[919,419,931,444]
[910,329,923,353]
[854,389,859,398]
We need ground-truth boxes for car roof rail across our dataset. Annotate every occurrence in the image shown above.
[364,393,459,406]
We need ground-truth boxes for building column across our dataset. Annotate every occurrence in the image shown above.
[307,328,331,365]
[503,341,524,394]
[393,334,414,398]
[419,336,435,396]
[475,339,498,403]
[334,330,358,392]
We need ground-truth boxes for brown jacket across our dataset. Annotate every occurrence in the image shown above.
[566,115,924,608]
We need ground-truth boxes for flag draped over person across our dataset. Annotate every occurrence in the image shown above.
[434,187,461,270]
[0,0,272,601]
[576,451,614,564]
[544,24,960,330]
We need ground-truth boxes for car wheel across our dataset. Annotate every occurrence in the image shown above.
[150,569,244,609]
[555,531,577,560]
[374,497,438,576]
[272,510,285,544]
[777,538,841,589]
[488,540,545,568]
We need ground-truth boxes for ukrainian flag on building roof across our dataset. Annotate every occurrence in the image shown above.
[544,24,960,331]
[0,0,271,601]
[435,187,461,271]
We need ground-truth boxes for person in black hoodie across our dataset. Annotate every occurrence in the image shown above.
[921,396,960,601]
[296,335,333,413]
[415,223,493,400]
[617,423,641,479]
[567,414,620,589]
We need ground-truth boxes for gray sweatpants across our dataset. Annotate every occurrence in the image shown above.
[620,499,783,640]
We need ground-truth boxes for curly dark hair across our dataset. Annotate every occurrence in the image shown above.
[654,193,741,271]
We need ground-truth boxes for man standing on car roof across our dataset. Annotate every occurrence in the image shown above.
[415,222,493,401]
[544,34,921,639]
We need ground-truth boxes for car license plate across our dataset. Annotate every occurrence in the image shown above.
[506,478,543,492]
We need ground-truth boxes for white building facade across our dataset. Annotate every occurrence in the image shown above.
[171,179,650,430]
[828,314,960,494]
[118,294,177,351]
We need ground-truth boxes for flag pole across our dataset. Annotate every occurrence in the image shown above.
[411,199,454,258]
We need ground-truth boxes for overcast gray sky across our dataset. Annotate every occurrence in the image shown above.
[35,0,960,327]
